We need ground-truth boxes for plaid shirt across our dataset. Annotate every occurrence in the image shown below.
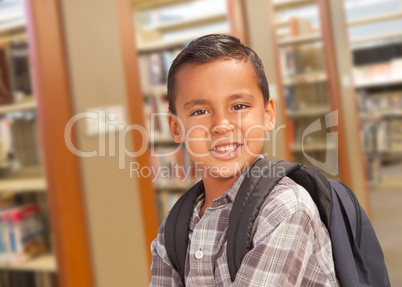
[150,169,338,286]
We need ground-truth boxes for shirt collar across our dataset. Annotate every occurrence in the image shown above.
[197,155,264,206]
[225,154,264,203]
[190,155,264,228]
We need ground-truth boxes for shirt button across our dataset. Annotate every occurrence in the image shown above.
[195,250,203,260]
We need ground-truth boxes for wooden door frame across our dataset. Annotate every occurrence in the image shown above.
[115,0,159,266]
[24,1,95,286]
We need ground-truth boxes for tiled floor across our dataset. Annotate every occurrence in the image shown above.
[370,189,402,286]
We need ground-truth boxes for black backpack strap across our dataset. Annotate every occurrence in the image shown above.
[164,180,204,285]
[227,158,302,281]
[286,165,332,230]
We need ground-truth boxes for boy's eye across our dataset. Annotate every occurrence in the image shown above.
[232,104,248,110]
[191,109,209,116]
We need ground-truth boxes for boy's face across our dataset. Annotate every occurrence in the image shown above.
[168,59,275,179]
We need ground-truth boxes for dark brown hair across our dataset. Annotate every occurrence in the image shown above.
[167,34,269,114]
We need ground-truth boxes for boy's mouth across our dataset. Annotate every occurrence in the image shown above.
[210,143,242,152]
[210,142,243,160]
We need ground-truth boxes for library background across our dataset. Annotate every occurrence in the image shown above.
[0,0,401,286]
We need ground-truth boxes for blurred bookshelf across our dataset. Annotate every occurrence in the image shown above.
[262,0,370,210]
[0,1,57,286]
[344,0,402,191]
[270,1,339,179]
[272,0,402,192]
[132,0,243,223]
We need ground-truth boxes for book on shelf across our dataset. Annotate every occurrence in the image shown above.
[138,53,152,95]
[143,94,160,135]
[280,41,324,77]
[279,17,324,77]
[389,92,402,110]
[390,58,402,80]
[0,37,35,106]
[0,202,47,266]
[285,82,329,111]
[353,57,402,86]
[389,119,402,152]
[361,122,377,153]
[149,52,166,87]
[138,48,181,96]
[376,121,388,152]
[161,49,180,81]
[144,93,172,140]
[0,48,13,106]
[365,155,381,186]
[352,41,402,66]
[357,89,402,114]
[0,111,42,170]
[289,17,313,37]
[9,40,33,102]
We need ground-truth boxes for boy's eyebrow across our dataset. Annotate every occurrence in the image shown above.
[183,93,255,109]
[228,93,254,101]
[183,99,209,109]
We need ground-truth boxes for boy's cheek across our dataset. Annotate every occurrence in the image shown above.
[243,128,266,155]
[184,127,211,146]
[244,124,266,142]
[186,125,211,138]
[185,140,210,159]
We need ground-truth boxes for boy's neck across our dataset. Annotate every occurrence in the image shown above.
[199,173,240,217]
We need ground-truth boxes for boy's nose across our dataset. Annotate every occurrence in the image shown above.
[211,123,235,134]
[211,115,235,134]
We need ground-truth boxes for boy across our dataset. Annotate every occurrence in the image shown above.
[150,34,338,286]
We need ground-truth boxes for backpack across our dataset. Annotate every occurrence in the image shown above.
[164,158,390,287]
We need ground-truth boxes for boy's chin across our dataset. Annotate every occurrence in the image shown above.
[202,160,254,180]
[206,170,239,180]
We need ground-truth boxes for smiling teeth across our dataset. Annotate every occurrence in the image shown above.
[213,144,240,152]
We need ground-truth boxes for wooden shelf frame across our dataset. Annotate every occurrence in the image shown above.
[355,77,402,89]
[278,32,321,46]
[142,11,227,31]
[24,1,95,287]
[276,11,402,28]
[287,105,331,118]
[351,31,402,46]
[0,177,46,193]
[137,28,229,52]
[0,18,26,34]
[348,11,402,27]
[283,71,327,85]
[273,0,315,10]
[318,0,371,213]
[0,254,56,273]
[291,142,336,152]
[116,0,159,268]
[0,98,36,115]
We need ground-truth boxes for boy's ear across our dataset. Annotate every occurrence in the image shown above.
[168,112,184,143]
[264,97,276,132]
